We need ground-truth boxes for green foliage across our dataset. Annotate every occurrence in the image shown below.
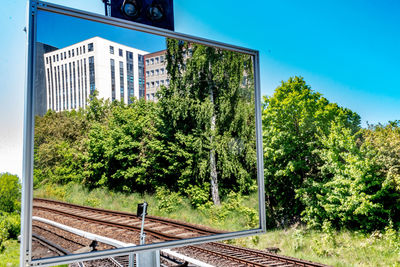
[155,187,183,213]
[85,99,165,192]
[160,39,257,203]
[185,183,210,208]
[0,213,20,253]
[0,214,20,240]
[262,76,360,227]
[299,120,400,231]
[0,173,21,213]
[206,192,258,229]
[0,239,19,266]
[34,110,88,185]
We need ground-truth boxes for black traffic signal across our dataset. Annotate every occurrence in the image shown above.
[110,0,174,31]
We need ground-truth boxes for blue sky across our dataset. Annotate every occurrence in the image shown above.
[0,0,399,177]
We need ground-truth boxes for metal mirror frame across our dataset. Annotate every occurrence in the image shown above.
[21,0,266,266]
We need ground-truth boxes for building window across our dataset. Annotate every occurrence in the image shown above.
[57,66,61,110]
[155,57,159,64]
[151,58,154,65]
[146,94,149,99]
[57,54,59,61]
[61,65,65,110]
[160,55,164,63]
[155,69,159,76]
[156,81,159,87]
[88,43,94,52]
[83,46,86,54]
[73,62,76,108]
[68,51,71,58]
[160,68,164,75]
[119,61,124,102]
[84,58,87,105]
[138,58,145,99]
[151,82,154,88]
[110,59,115,101]
[61,53,63,60]
[151,70,154,76]
[110,46,114,54]
[76,48,79,56]
[77,60,81,108]
[146,71,149,76]
[151,93,155,100]
[53,55,55,62]
[146,82,149,88]
[72,50,74,57]
[126,51,134,104]
[119,49,123,57]
[46,57,48,64]
[161,80,164,85]
[69,63,73,109]
[146,59,149,65]
[64,63,68,109]
[80,47,82,55]
[89,56,95,95]
[64,52,66,58]
[138,55,143,62]
[166,79,170,85]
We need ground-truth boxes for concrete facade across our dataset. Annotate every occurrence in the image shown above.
[44,37,148,112]
[144,50,169,101]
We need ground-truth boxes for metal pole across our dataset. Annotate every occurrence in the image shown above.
[140,202,147,245]
[102,0,109,16]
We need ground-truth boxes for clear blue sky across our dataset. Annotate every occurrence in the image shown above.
[1,0,399,177]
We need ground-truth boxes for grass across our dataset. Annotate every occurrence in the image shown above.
[230,227,400,267]
[0,240,19,267]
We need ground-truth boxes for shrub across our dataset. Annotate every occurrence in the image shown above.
[155,187,182,213]
[0,173,21,213]
[185,183,210,208]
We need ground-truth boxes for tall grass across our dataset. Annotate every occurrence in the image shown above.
[231,226,400,267]
[0,240,19,267]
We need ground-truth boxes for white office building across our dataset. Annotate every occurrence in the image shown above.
[44,36,148,112]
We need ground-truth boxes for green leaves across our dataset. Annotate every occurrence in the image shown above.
[0,173,20,214]
[262,76,361,227]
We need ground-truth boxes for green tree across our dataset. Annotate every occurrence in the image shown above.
[0,173,20,213]
[262,76,360,227]
[85,99,165,192]
[159,39,257,205]
[300,120,400,231]
[34,109,88,185]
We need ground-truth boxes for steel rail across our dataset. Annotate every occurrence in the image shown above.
[34,198,225,235]
[34,205,183,241]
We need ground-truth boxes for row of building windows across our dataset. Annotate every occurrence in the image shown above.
[146,79,169,88]
[146,68,165,77]
[47,58,92,111]
[46,43,94,65]
[146,93,156,101]
[145,55,164,66]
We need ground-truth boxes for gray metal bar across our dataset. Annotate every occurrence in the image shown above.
[35,0,258,56]
[253,51,267,232]
[31,229,263,266]
[24,1,266,266]
[21,1,38,266]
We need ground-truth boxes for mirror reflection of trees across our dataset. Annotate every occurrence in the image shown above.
[33,39,258,231]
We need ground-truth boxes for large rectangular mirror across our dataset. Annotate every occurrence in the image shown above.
[25,1,264,265]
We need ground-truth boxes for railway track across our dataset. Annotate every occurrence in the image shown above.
[33,198,224,242]
[32,198,328,267]
[182,243,328,267]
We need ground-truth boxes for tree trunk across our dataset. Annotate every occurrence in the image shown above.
[208,66,220,205]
